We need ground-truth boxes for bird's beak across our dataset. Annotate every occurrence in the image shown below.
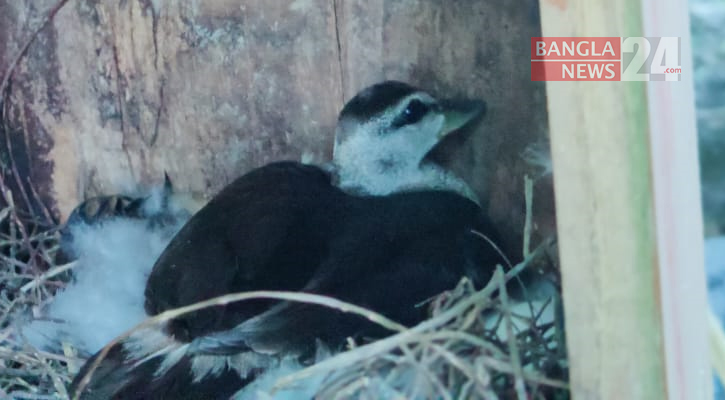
[438,99,487,139]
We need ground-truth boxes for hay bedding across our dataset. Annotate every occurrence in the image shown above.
[0,170,568,399]
[0,176,80,399]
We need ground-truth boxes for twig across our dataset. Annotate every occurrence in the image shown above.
[470,230,513,269]
[496,266,527,400]
[523,175,534,258]
[273,268,510,390]
[27,177,56,226]
[20,261,77,293]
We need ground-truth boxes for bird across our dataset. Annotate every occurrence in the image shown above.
[20,175,205,356]
[61,173,205,252]
[69,81,512,399]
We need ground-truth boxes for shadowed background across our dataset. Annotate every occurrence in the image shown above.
[0,0,552,260]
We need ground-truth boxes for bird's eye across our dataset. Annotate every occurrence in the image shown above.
[393,99,430,128]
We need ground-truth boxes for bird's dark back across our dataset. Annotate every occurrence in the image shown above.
[73,163,509,399]
[242,189,508,354]
[144,162,348,341]
[328,190,503,323]
[144,161,507,347]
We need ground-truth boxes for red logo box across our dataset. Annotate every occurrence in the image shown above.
[531,37,621,81]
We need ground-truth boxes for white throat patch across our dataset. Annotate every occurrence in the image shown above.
[332,125,478,202]
[332,113,479,203]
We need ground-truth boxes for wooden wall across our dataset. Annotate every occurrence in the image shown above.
[0,0,551,259]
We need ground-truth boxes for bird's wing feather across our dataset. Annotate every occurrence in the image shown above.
[144,162,340,340]
[189,192,504,357]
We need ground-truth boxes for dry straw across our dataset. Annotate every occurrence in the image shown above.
[2,163,569,399]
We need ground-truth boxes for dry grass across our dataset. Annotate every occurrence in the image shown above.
[0,178,80,399]
[1,163,569,400]
[272,242,567,400]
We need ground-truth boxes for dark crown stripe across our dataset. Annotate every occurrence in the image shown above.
[339,81,419,121]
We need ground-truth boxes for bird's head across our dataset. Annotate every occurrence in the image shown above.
[332,81,485,201]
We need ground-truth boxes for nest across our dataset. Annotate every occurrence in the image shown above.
[272,244,568,400]
[0,160,569,399]
[0,176,81,399]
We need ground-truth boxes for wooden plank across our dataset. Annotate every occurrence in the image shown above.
[3,0,344,217]
[641,1,710,398]
[2,0,553,261]
[539,0,710,398]
[325,0,555,258]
